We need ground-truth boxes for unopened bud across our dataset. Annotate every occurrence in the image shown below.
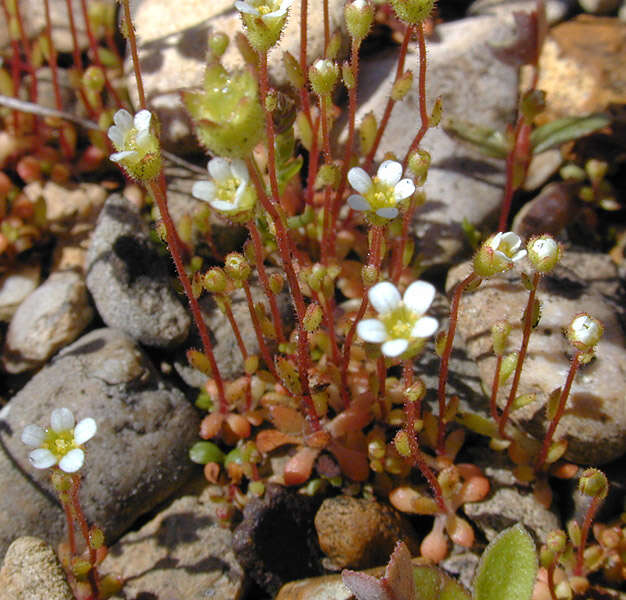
[393,430,411,458]
[567,313,603,351]
[407,148,431,184]
[389,0,435,23]
[344,0,374,41]
[578,468,608,499]
[527,235,560,273]
[361,264,378,286]
[224,252,251,281]
[309,59,339,96]
[547,530,567,553]
[269,272,284,294]
[204,267,227,293]
[209,32,229,58]
[89,527,105,550]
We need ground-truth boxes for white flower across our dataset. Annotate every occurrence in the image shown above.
[357,280,438,357]
[21,408,97,473]
[568,313,603,350]
[108,109,153,163]
[347,160,415,220]
[234,0,293,19]
[192,158,256,217]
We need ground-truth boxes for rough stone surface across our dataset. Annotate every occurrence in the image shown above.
[533,15,626,124]
[468,0,575,24]
[233,485,324,597]
[127,0,346,152]
[0,328,200,557]
[0,537,73,600]
[314,495,421,571]
[102,481,246,600]
[447,248,626,464]
[2,270,93,373]
[0,263,40,322]
[353,16,518,269]
[86,193,191,348]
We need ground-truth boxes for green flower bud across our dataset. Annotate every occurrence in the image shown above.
[82,66,105,93]
[209,32,229,58]
[527,235,560,273]
[225,252,252,282]
[361,264,378,286]
[407,148,431,184]
[269,272,284,294]
[235,0,293,53]
[204,267,227,293]
[547,529,567,553]
[393,430,411,458]
[389,0,435,24]
[309,59,339,96]
[578,468,608,499]
[585,158,608,183]
[89,527,105,550]
[344,0,374,42]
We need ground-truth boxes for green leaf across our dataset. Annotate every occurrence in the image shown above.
[189,441,225,465]
[473,524,538,600]
[443,119,509,158]
[414,566,471,600]
[530,114,610,154]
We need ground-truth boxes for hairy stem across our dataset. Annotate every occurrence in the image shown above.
[575,495,602,576]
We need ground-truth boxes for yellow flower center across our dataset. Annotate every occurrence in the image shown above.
[43,429,77,459]
[380,304,419,340]
[216,177,240,204]
[251,0,279,14]
[365,178,396,212]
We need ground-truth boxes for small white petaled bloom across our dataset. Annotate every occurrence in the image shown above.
[107,109,161,181]
[347,160,415,221]
[21,408,97,473]
[192,157,256,220]
[357,280,438,358]
[568,313,603,351]
[234,0,293,19]
[527,235,560,273]
[473,231,527,278]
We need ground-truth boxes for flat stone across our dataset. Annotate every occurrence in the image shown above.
[2,270,94,373]
[353,16,519,269]
[0,263,40,322]
[0,328,200,557]
[86,193,191,348]
[0,537,73,600]
[127,0,346,152]
[102,482,246,600]
[446,248,626,464]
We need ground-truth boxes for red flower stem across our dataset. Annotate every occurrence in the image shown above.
[70,474,100,599]
[121,0,146,110]
[223,299,249,360]
[390,197,417,283]
[404,385,447,512]
[305,114,320,206]
[246,152,320,431]
[535,351,582,472]
[312,290,341,366]
[10,0,37,104]
[0,0,22,126]
[575,495,602,576]
[377,355,386,402]
[247,220,286,343]
[497,117,528,231]
[489,354,503,425]
[242,280,278,379]
[340,225,384,408]
[437,271,478,454]
[364,24,414,172]
[298,0,313,127]
[403,23,429,169]
[323,0,330,55]
[148,180,227,413]
[547,552,560,600]
[320,92,333,264]
[499,271,540,438]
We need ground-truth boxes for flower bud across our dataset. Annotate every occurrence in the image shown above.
[209,32,229,58]
[393,430,411,458]
[567,313,603,351]
[309,59,339,96]
[269,272,284,294]
[527,235,560,273]
[578,468,608,499]
[389,0,435,24]
[82,66,105,93]
[89,527,105,550]
[225,252,251,282]
[361,264,378,286]
[235,0,293,53]
[407,148,431,184]
[546,529,567,553]
[344,0,374,42]
[204,267,227,293]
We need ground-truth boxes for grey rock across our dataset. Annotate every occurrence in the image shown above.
[468,0,575,24]
[353,16,519,270]
[0,328,200,557]
[86,193,191,348]
[2,270,94,373]
[126,0,346,152]
[447,248,626,464]
[0,537,73,600]
[0,263,40,322]
[102,481,246,600]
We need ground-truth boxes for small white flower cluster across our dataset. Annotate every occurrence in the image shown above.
[357,280,438,357]
[348,160,415,220]
[108,109,153,164]
[21,408,97,473]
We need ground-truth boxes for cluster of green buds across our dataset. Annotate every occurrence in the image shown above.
[182,64,265,158]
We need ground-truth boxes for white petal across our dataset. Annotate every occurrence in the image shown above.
[59,448,84,473]
[21,425,45,448]
[51,408,74,432]
[110,150,136,162]
[357,319,388,343]
[347,167,372,195]
[487,232,503,250]
[230,159,249,183]
[135,128,151,148]
[209,199,237,212]
[235,1,259,15]
[233,181,248,207]
[265,7,287,17]
[107,125,124,147]
[29,448,57,469]
[208,157,231,182]
[192,180,216,202]
[369,281,401,314]
[403,280,436,314]
[74,418,97,445]
[501,231,522,252]
[382,339,409,357]
[134,109,152,131]
[377,160,402,186]
[347,194,370,212]
[113,109,133,131]
[394,178,415,200]
[411,316,439,338]
[511,249,527,262]
[279,0,294,10]
[375,207,398,219]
